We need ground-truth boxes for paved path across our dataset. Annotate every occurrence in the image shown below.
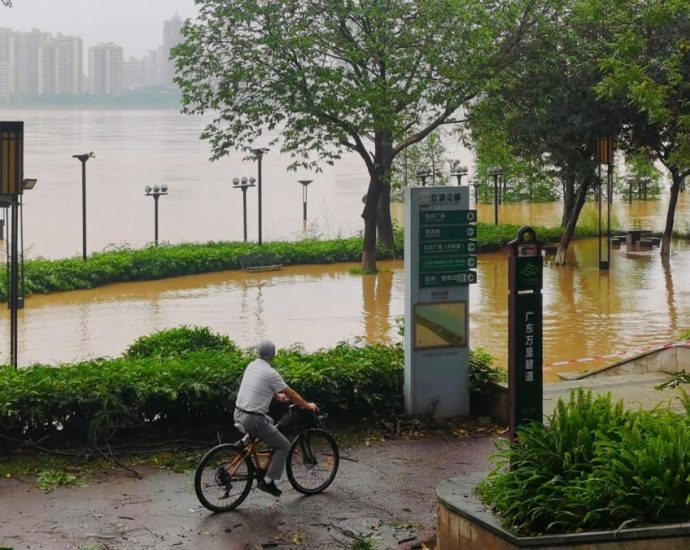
[544,372,690,418]
[4,371,685,549]
[0,437,496,550]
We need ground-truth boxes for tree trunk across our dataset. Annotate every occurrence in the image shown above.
[376,183,394,250]
[561,176,576,227]
[660,171,682,257]
[361,132,394,272]
[362,177,383,273]
[555,176,590,265]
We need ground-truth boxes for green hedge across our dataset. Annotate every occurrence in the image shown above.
[477,389,690,535]
[0,223,596,302]
[0,327,503,450]
[0,236,397,302]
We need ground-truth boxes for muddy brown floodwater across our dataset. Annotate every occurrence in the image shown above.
[3,232,690,381]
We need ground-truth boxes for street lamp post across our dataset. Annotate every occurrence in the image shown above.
[470,178,480,207]
[640,176,650,200]
[252,148,269,245]
[72,152,95,261]
[415,167,432,186]
[488,167,504,225]
[298,179,313,222]
[233,176,256,242]
[450,161,469,186]
[144,184,168,245]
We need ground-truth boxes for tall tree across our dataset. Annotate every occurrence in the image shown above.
[468,0,622,264]
[173,0,537,271]
[592,0,690,257]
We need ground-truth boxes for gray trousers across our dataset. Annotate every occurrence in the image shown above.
[234,410,291,481]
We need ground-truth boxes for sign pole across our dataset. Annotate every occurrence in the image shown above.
[1,121,24,368]
[508,226,543,440]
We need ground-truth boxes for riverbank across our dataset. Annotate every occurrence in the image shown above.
[0,223,597,302]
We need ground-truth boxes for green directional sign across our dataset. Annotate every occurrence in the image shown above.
[420,210,477,225]
[420,241,477,256]
[420,271,477,287]
[420,256,477,272]
[420,225,476,242]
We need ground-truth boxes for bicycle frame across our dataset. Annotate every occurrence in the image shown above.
[226,439,272,478]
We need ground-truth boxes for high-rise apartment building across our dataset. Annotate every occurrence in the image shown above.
[159,13,183,88]
[38,34,83,95]
[89,42,124,95]
[124,51,157,90]
[16,29,51,95]
[0,28,16,99]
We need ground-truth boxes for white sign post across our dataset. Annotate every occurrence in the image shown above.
[404,186,476,417]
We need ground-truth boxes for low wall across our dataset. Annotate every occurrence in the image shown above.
[437,474,690,549]
[560,344,690,380]
[471,381,509,424]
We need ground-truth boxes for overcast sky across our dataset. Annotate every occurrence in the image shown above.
[1,0,199,58]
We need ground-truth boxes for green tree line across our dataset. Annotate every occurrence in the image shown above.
[174,0,689,268]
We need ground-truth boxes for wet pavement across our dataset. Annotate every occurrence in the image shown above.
[0,436,496,550]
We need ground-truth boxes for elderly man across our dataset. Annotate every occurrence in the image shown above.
[234,339,319,497]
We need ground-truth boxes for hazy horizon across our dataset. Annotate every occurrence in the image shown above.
[1,0,199,58]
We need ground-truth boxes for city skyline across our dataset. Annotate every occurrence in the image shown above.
[0,0,197,59]
[0,13,185,98]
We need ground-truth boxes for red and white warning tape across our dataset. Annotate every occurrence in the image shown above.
[545,339,690,369]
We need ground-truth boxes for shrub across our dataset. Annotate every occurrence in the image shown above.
[0,327,497,450]
[468,347,506,393]
[477,389,690,535]
[124,326,240,359]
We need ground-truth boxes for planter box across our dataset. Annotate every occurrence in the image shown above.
[437,474,690,549]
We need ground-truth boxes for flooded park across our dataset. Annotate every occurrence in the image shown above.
[2,109,690,375]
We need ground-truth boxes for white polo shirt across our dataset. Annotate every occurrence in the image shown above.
[235,358,288,414]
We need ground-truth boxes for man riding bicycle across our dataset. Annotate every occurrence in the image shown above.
[234,339,319,497]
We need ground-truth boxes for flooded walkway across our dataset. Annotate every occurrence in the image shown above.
[2,237,690,380]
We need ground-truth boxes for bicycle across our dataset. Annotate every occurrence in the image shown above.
[194,405,340,513]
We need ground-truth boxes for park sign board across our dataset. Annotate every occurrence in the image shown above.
[404,185,475,418]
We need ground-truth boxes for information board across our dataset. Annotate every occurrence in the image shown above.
[404,185,475,418]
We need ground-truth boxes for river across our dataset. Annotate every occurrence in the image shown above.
[0,109,469,259]
[1,109,690,377]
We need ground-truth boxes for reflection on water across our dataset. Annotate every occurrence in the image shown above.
[0,262,406,366]
[3,239,690,380]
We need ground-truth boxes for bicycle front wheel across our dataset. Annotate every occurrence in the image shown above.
[286,429,339,494]
[194,443,253,512]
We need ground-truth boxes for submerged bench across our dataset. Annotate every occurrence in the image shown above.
[239,252,283,272]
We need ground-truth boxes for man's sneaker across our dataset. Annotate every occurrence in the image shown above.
[257,479,282,497]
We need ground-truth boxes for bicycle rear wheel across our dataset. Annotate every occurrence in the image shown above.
[286,429,339,494]
[194,443,253,512]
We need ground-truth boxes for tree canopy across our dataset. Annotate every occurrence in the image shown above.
[468,0,624,262]
[591,0,690,256]
[173,0,538,270]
